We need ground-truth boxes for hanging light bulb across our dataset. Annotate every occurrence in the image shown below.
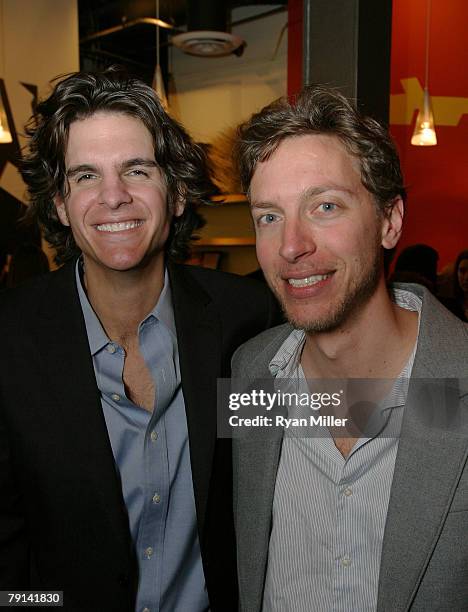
[0,120,12,143]
[152,64,168,110]
[0,95,12,143]
[411,0,437,146]
[411,87,437,146]
[152,0,168,110]
[0,3,12,144]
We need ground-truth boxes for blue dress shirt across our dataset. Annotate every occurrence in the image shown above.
[76,262,209,612]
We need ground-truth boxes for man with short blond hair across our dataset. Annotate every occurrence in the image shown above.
[232,86,468,612]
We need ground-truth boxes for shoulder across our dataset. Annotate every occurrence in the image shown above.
[0,263,76,329]
[0,272,49,317]
[393,283,468,377]
[172,263,271,300]
[169,263,281,322]
[232,323,293,378]
[439,296,467,322]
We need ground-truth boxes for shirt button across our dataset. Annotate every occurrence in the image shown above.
[344,487,353,497]
[341,555,351,567]
[150,431,158,442]
[111,393,121,402]
[107,344,116,354]
[152,493,161,504]
[145,547,153,559]
[142,608,151,612]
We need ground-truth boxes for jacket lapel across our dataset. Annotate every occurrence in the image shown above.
[234,433,283,612]
[168,264,222,535]
[377,287,468,611]
[233,327,291,611]
[31,262,132,553]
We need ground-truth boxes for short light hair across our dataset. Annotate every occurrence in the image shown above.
[235,85,406,213]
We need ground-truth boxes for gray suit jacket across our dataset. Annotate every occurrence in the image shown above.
[232,284,468,612]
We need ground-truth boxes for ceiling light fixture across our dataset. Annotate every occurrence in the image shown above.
[171,0,244,58]
[171,30,243,57]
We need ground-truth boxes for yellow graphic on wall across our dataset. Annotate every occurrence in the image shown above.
[390,78,468,126]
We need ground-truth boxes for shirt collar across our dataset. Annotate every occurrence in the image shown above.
[75,259,176,356]
[269,286,422,384]
[270,328,306,377]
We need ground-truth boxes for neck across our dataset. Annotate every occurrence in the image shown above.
[82,256,166,341]
[301,280,419,379]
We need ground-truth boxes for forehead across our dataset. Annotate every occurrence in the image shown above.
[250,134,362,201]
[65,111,154,163]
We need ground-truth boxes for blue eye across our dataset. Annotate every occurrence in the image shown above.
[319,202,337,213]
[258,213,278,225]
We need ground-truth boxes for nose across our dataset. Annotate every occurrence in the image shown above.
[99,174,132,209]
[279,217,317,263]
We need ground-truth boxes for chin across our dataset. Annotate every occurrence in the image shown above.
[97,246,158,270]
[105,256,140,270]
[282,305,342,333]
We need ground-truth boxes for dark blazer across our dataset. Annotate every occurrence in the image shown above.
[231,284,468,612]
[0,260,279,612]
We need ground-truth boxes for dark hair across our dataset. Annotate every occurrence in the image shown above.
[20,67,214,264]
[235,85,406,213]
[454,249,468,299]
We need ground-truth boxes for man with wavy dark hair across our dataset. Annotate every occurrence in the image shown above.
[21,67,208,266]
[231,86,467,611]
[0,68,279,612]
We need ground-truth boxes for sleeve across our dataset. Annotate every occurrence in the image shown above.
[231,343,250,380]
[0,401,30,588]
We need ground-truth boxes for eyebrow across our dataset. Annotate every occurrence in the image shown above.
[66,164,96,179]
[250,185,355,209]
[66,158,158,178]
[120,158,158,171]
[250,200,275,210]
[299,185,354,202]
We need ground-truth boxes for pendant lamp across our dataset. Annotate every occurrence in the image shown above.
[411,0,437,146]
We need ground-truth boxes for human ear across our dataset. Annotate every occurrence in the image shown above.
[381,197,404,250]
[53,194,70,227]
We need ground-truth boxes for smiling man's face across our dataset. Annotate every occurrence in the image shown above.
[250,134,398,333]
[55,111,184,278]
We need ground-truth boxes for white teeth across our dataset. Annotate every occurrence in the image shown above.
[96,220,143,232]
[288,274,331,287]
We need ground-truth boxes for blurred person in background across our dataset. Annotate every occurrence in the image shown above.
[389,244,439,292]
[442,249,468,322]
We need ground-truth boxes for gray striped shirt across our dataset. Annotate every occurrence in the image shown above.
[263,289,422,612]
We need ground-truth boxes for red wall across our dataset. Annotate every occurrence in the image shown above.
[287,0,468,270]
[390,0,468,269]
[287,0,303,98]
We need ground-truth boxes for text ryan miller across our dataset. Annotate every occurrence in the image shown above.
[229,415,349,428]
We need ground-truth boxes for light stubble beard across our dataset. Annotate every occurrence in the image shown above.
[275,235,383,334]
